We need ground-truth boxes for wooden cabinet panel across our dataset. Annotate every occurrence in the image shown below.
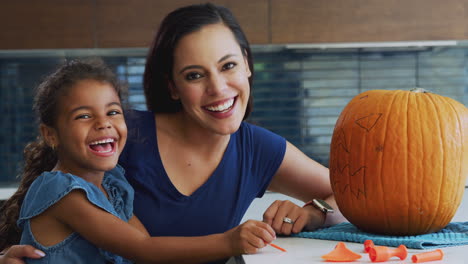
[96,0,269,48]
[96,0,187,48]
[2,0,465,49]
[224,0,270,44]
[271,0,468,44]
[0,0,94,49]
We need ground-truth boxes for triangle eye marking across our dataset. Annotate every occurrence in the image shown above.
[355,113,383,132]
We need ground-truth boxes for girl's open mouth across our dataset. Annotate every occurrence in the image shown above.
[88,138,116,156]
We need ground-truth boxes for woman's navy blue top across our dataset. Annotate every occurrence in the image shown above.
[119,110,286,236]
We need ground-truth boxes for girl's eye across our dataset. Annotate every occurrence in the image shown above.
[108,110,122,116]
[75,114,91,120]
[222,62,237,71]
[186,72,203,81]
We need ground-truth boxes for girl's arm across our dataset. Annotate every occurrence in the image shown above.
[127,215,150,237]
[50,190,275,263]
[264,141,347,234]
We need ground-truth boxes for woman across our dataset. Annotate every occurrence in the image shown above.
[0,3,346,263]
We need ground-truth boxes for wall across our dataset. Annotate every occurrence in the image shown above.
[271,0,468,43]
[1,0,468,50]
[1,45,467,186]
[0,0,269,49]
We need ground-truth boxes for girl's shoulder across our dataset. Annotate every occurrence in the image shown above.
[17,171,86,226]
[17,170,124,228]
[102,165,134,220]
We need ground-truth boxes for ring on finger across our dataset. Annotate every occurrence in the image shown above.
[283,217,295,224]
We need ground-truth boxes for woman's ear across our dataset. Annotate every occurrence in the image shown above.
[245,59,252,78]
[243,52,252,78]
[40,124,58,149]
[168,80,180,100]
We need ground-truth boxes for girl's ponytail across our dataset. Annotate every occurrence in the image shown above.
[0,139,56,250]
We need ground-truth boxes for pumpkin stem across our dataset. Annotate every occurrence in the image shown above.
[410,88,430,93]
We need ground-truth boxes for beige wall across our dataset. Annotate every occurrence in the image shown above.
[1,0,467,49]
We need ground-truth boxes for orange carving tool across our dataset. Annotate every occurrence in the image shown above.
[368,245,408,262]
[364,240,375,253]
[321,242,362,262]
[269,243,286,252]
[411,249,444,263]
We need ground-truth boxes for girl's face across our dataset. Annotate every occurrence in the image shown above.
[171,23,251,135]
[42,79,127,177]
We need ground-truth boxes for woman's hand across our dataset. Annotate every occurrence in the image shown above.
[0,245,45,264]
[263,200,325,235]
[224,220,276,255]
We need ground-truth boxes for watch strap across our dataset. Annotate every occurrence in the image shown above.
[303,198,334,214]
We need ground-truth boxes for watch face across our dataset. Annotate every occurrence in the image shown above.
[313,199,334,213]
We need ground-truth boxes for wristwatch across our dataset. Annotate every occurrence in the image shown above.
[304,198,334,214]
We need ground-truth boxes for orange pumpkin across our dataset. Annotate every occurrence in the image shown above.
[329,88,468,235]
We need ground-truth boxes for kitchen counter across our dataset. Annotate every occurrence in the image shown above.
[237,188,468,264]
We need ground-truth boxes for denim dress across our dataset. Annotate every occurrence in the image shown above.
[17,165,134,264]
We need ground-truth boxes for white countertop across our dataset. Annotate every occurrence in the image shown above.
[238,188,468,264]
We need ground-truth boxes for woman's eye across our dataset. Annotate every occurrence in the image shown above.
[186,72,202,81]
[222,62,237,71]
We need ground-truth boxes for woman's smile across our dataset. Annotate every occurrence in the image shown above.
[203,97,236,112]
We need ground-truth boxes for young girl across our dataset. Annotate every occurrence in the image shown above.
[0,59,276,263]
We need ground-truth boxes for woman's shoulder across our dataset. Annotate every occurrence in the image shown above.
[236,121,286,161]
[124,109,154,126]
[238,121,285,142]
[124,109,156,142]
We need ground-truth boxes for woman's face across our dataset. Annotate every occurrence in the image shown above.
[171,23,251,135]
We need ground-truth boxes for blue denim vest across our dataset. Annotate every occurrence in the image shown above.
[18,166,134,264]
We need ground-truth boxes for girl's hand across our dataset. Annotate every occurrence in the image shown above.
[0,245,45,264]
[263,200,324,235]
[224,220,276,255]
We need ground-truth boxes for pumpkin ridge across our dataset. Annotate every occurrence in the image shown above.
[379,90,398,232]
[424,93,445,233]
[443,96,467,198]
[435,96,466,227]
[416,92,430,233]
[404,91,410,234]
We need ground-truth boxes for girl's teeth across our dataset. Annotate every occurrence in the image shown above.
[89,138,115,153]
[90,138,114,145]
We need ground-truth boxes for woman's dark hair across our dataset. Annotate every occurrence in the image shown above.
[0,59,125,250]
[144,2,254,119]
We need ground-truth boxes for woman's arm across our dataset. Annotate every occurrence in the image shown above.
[263,141,347,234]
[51,190,275,263]
[0,245,44,264]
